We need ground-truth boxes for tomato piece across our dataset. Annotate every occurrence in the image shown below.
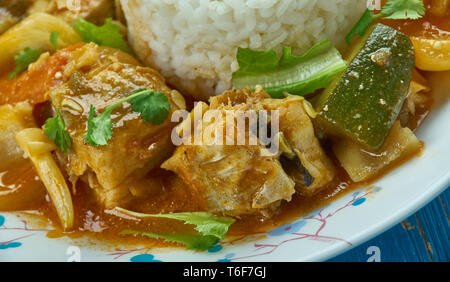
[0,43,84,106]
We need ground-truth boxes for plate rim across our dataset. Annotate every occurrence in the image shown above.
[313,171,450,262]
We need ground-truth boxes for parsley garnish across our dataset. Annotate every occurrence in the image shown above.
[129,90,172,124]
[120,231,219,251]
[84,90,171,146]
[116,208,236,251]
[72,18,132,54]
[44,110,72,154]
[346,0,425,44]
[9,47,43,79]
[85,105,113,147]
[382,0,426,19]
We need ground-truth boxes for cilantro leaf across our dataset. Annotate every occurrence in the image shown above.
[84,105,113,146]
[44,110,72,154]
[84,90,171,146]
[382,0,426,20]
[115,208,235,241]
[120,230,219,251]
[345,0,425,44]
[72,18,132,53]
[50,32,59,50]
[116,207,235,251]
[9,47,43,79]
[232,40,347,98]
[129,90,171,125]
[165,212,235,239]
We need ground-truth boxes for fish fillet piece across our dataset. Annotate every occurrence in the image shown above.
[163,87,336,216]
[49,43,185,208]
[162,143,295,217]
[261,96,336,194]
[211,88,336,194]
[162,91,295,217]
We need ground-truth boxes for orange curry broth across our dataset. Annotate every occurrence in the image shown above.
[0,9,443,247]
[380,0,450,38]
[0,144,425,247]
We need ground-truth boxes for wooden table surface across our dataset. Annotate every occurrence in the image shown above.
[328,187,449,262]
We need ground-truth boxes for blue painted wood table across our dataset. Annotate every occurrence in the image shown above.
[328,187,449,262]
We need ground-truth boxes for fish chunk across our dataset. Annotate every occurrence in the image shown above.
[261,96,336,195]
[162,142,295,217]
[49,43,185,208]
[162,87,335,217]
[162,92,296,217]
[211,88,336,194]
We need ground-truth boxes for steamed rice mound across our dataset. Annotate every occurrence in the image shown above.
[121,0,367,100]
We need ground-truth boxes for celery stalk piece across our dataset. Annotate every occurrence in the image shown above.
[232,40,347,98]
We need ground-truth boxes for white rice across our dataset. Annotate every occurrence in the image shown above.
[120,0,367,100]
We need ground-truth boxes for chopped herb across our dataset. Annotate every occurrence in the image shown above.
[9,47,43,79]
[50,32,59,50]
[129,90,171,124]
[346,0,425,44]
[115,208,235,240]
[44,110,72,154]
[116,208,235,251]
[382,0,426,19]
[84,105,113,147]
[232,40,347,98]
[72,18,132,53]
[120,230,219,251]
[84,90,171,146]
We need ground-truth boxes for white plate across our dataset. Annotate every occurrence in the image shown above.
[1,72,449,262]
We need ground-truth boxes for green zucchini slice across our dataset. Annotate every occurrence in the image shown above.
[315,23,415,150]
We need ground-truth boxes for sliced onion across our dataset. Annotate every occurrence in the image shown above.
[15,128,74,230]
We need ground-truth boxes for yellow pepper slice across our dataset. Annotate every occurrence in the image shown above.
[411,36,450,71]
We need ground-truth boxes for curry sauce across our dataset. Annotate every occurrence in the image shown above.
[0,131,426,249]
